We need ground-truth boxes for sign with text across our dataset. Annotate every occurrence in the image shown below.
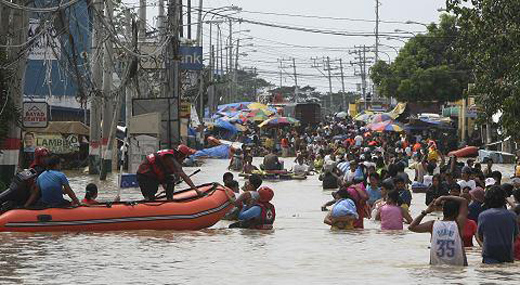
[132,45,203,70]
[23,102,49,128]
[36,134,79,154]
[180,46,203,70]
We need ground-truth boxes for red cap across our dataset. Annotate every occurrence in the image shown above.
[177,144,197,156]
[258,186,274,202]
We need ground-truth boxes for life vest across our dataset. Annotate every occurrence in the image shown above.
[0,168,38,206]
[515,165,520,177]
[142,149,176,182]
[251,202,276,230]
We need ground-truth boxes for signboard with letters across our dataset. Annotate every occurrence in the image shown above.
[134,45,203,70]
[179,46,203,70]
[35,134,80,154]
[23,102,49,128]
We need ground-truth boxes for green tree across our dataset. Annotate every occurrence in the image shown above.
[370,14,470,103]
[446,0,520,140]
[235,69,272,102]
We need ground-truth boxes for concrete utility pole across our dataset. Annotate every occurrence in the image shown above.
[0,1,28,185]
[139,0,147,40]
[100,0,115,180]
[325,56,333,109]
[89,0,104,174]
[124,9,137,171]
[374,0,380,100]
[187,0,192,39]
[164,0,181,145]
[339,58,347,111]
[375,0,380,63]
[233,39,240,102]
[196,0,204,45]
[292,58,298,103]
[278,59,283,88]
[158,0,166,40]
[311,57,335,111]
[195,0,205,125]
[351,45,373,111]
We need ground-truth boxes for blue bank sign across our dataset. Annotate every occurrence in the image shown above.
[180,46,203,70]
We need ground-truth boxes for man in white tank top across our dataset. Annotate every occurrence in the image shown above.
[409,195,468,266]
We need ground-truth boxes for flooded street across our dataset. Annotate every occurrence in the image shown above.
[0,158,519,285]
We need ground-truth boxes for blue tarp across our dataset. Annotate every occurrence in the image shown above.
[193,144,231,159]
[214,119,237,134]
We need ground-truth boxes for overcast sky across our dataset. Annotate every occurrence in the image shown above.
[132,0,447,92]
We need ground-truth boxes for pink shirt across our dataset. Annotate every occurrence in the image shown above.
[380,204,403,230]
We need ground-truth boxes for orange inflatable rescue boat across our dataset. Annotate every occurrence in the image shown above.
[0,183,234,232]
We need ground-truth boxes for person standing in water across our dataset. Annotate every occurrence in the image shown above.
[409,195,469,266]
[375,190,413,230]
[136,145,200,201]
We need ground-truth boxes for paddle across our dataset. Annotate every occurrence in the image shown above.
[155,169,202,198]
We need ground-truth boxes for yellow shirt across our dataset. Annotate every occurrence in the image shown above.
[428,148,440,162]
[264,138,274,149]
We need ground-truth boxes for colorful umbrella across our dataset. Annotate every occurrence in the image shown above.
[246,108,272,122]
[371,113,393,123]
[353,113,373,122]
[366,120,404,132]
[258,117,300,128]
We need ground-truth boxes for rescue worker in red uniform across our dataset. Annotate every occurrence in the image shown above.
[30,147,50,175]
[137,145,200,201]
[230,186,276,229]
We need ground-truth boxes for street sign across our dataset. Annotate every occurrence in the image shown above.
[23,102,49,128]
[180,46,203,70]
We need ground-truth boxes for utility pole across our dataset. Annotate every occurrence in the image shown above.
[325,56,333,109]
[166,0,181,145]
[375,0,380,63]
[233,38,240,102]
[292,58,298,103]
[0,1,28,185]
[187,0,192,39]
[195,0,205,128]
[228,19,234,102]
[339,58,347,111]
[124,9,137,171]
[196,0,204,45]
[100,0,115,180]
[350,45,373,111]
[139,0,147,40]
[278,59,283,88]
[311,57,335,112]
[89,0,104,174]
[374,0,380,101]
[158,0,166,39]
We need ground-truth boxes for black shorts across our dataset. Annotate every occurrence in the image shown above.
[137,173,160,200]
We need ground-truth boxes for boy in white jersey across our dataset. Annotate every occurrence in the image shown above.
[409,195,468,266]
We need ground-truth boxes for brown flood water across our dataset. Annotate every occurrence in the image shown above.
[0,158,519,284]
